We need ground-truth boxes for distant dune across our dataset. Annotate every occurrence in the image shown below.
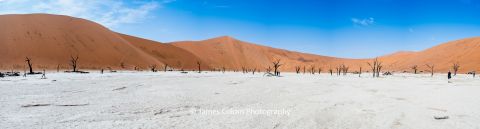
[171,36,343,71]
[379,37,480,73]
[119,33,209,70]
[1,14,479,73]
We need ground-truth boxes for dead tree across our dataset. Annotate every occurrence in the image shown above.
[266,66,272,73]
[120,62,125,69]
[452,63,460,76]
[197,61,201,73]
[149,65,157,72]
[344,65,349,75]
[335,65,341,76]
[411,65,418,74]
[25,57,34,74]
[329,68,333,76]
[425,64,434,77]
[376,64,383,77]
[303,66,306,74]
[272,59,282,76]
[222,66,226,73]
[295,66,301,74]
[310,65,315,74]
[164,64,168,72]
[69,55,79,72]
[318,67,322,74]
[359,66,362,77]
[57,64,60,72]
[252,68,257,75]
[341,64,349,75]
[367,58,383,78]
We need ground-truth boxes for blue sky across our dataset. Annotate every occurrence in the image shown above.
[2,0,480,58]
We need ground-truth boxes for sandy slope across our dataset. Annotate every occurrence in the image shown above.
[171,36,480,73]
[171,36,359,71]
[1,72,479,129]
[119,33,209,70]
[0,14,161,70]
[380,37,480,73]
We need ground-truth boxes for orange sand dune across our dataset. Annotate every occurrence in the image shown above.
[171,36,480,73]
[0,14,162,71]
[171,36,368,72]
[1,14,479,73]
[380,37,480,73]
[119,33,209,70]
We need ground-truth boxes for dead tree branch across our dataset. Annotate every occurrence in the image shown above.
[425,64,434,77]
[25,57,34,74]
[411,65,418,74]
[69,55,79,72]
[452,63,460,76]
[272,59,282,76]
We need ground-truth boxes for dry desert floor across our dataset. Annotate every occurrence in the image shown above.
[1,72,479,129]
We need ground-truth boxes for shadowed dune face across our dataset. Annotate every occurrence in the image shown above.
[0,14,162,70]
[119,33,209,70]
[171,36,342,71]
[0,14,479,73]
[171,36,376,72]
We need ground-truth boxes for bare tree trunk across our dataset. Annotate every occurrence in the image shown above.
[272,59,282,76]
[120,62,125,69]
[25,57,34,74]
[376,65,382,77]
[452,63,460,76]
[310,65,315,74]
[368,58,382,78]
[295,66,301,74]
[425,64,434,77]
[266,66,272,73]
[150,65,157,72]
[197,61,201,73]
[329,68,333,76]
[69,55,79,72]
[164,64,168,72]
[335,67,339,76]
[341,64,349,75]
[359,67,362,77]
[411,65,418,74]
[303,66,306,74]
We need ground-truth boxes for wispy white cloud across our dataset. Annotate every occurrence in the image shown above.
[351,17,375,26]
[0,0,171,28]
